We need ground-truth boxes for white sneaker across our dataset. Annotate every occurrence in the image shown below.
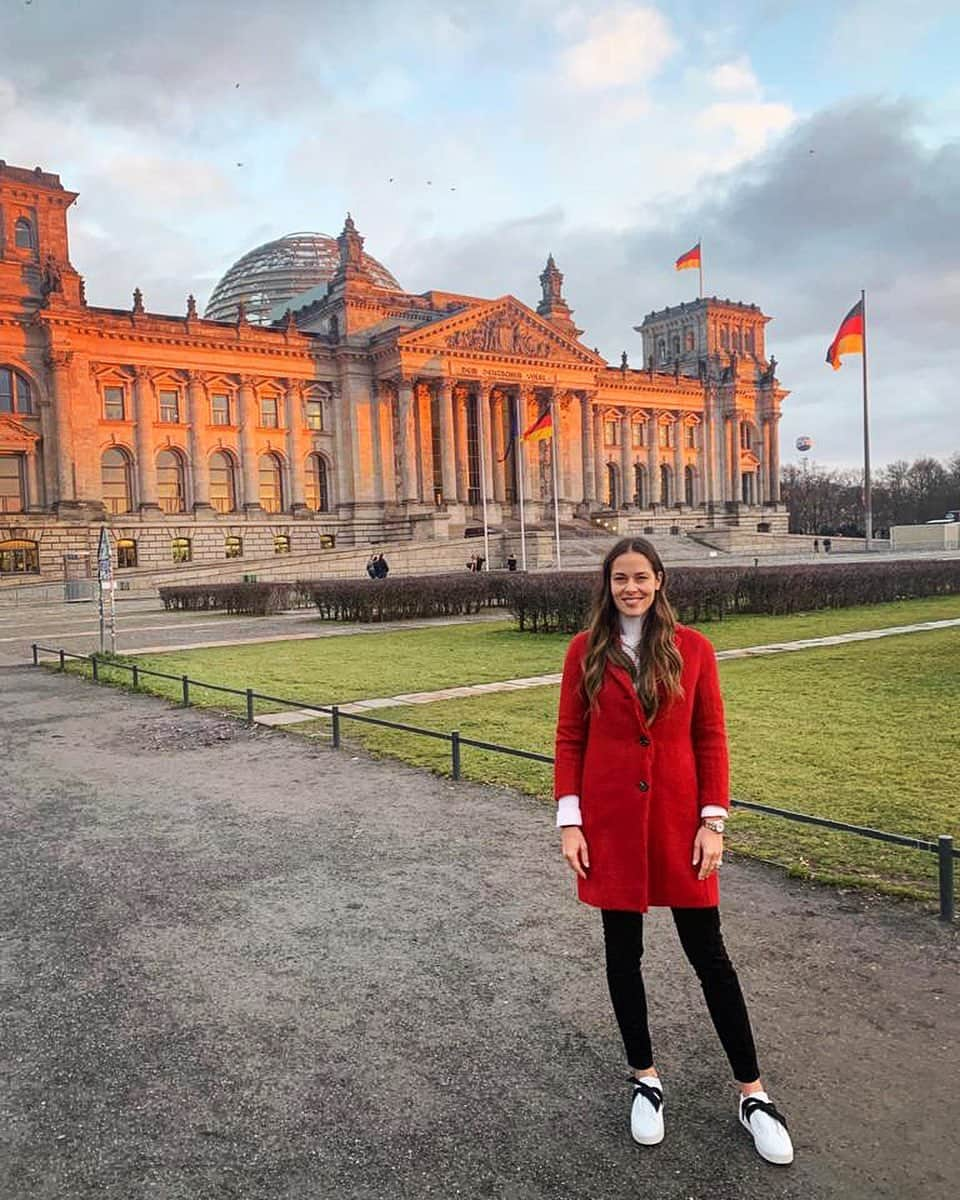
[739,1092,794,1165]
[630,1078,664,1146]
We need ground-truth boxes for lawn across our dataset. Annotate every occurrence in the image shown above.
[313,628,960,904]
[79,593,960,715]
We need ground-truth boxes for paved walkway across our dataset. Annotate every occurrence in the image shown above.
[2,664,957,1199]
[254,616,960,725]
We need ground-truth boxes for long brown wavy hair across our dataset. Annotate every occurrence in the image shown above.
[581,537,683,720]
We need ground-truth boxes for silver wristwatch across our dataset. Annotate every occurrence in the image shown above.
[701,817,726,834]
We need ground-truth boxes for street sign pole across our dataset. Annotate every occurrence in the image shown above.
[97,526,116,654]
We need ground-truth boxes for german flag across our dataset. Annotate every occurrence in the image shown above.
[826,299,864,370]
[675,243,701,272]
[521,408,553,442]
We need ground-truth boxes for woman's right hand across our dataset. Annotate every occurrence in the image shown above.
[561,826,590,880]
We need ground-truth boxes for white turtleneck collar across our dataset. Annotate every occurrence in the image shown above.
[618,613,645,649]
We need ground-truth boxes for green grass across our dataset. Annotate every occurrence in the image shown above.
[311,627,960,904]
[74,593,960,716]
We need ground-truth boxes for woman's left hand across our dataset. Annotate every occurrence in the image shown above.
[692,826,724,880]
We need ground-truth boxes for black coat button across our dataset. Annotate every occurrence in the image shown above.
[637,780,649,792]
[638,735,650,747]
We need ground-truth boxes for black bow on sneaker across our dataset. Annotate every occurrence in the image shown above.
[631,1080,663,1112]
[741,1096,788,1129]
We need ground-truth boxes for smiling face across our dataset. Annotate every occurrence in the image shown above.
[609,551,662,618]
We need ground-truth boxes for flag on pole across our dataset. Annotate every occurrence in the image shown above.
[499,402,519,462]
[521,408,553,442]
[825,299,865,370]
[675,243,701,272]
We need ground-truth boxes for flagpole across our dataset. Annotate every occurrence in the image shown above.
[550,392,562,570]
[698,237,703,300]
[861,288,872,551]
[478,388,491,570]
[516,392,528,571]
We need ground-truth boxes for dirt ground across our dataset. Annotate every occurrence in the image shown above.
[1,663,958,1200]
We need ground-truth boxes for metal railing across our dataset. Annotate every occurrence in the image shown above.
[31,642,957,923]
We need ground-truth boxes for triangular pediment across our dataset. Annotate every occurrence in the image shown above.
[397,296,604,366]
[0,415,40,449]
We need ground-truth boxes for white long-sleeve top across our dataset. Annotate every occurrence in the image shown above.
[556,614,727,827]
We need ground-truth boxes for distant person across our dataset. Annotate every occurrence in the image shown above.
[467,555,477,572]
[507,553,518,572]
[812,538,819,553]
[553,537,794,1165]
[366,554,378,579]
[375,553,389,579]
[475,554,486,573]
[823,537,832,553]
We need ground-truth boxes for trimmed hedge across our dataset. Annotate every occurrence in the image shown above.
[159,582,300,616]
[507,559,960,633]
[304,573,514,622]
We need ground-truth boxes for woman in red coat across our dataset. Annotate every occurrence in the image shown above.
[554,537,793,1165]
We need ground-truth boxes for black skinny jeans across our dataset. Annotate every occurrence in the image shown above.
[601,907,760,1083]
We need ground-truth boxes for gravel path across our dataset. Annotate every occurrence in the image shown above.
[1,665,958,1200]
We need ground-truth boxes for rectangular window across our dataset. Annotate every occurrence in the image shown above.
[740,423,751,450]
[117,539,138,569]
[274,534,291,555]
[225,536,243,559]
[0,454,24,513]
[604,419,620,447]
[305,399,324,431]
[658,423,671,449]
[632,421,645,448]
[260,396,279,428]
[158,389,180,423]
[210,393,231,426]
[103,386,125,421]
[171,538,192,563]
[685,424,696,449]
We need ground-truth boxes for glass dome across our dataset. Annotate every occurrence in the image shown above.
[203,232,401,325]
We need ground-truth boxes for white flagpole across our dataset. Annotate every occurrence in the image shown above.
[550,394,562,570]
[478,388,491,570]
[516,391,528,571]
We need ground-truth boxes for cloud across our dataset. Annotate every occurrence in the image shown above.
[706,57,761,97]
[557,3,677,90]
[697,100,795,159]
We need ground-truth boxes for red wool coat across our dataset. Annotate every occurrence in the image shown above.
[554,625,730,912]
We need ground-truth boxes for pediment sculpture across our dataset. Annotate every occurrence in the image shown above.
[445,311,562,358]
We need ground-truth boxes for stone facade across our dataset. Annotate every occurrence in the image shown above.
[0,161,789,584]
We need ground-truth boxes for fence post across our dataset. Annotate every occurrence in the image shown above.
[181,675,190,707]
[938,835,954,923]
[451,730,461,780]
[132,664,139,689]
[246,688,255,725]
[331,705,340,749]
[58,648,65,671]
[31,643,38,667]
[91,654,99,682]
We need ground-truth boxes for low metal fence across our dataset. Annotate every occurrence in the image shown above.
[32,642,957,923]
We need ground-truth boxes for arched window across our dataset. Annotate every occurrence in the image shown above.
[171,537,192,563]
[156,449,187,514]
[0,538,39,573]
[671,335,681,357]
[720,327,729,349]
[684,330,695,352]
[744,329,755,353]
[304,455,330,512]
[274,533,291,554]
[657,338,667,364]
[660,464,672,506]
[684,465,695,506]
[259,453,284,512]
[606,462,618,508]
[634,463,646,508]
[101,447,134,514]
[0,367,33,414]
[225,535,243,559]
[209,450,237,513]
[117,539,138,569]
[14,218,35,251]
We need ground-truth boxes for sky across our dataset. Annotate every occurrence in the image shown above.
[1,0,958,469]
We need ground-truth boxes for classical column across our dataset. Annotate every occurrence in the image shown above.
[491,390,507,503]
[619,410,633,507]
[237,376,260,510]
[768,416,781,502]
[285,380,307,512]
[673,413,684,506]
[415,380,434,504]
[25,446,43,511]
[45,351,77,505]
[436,379,457,504]
[647,414,661,505]
[187,372,212,512]
[580,391,596,503]
[729,415,742,503]
[593,409,606,507]
[453,386,469,502]
[477,383,495,503]
[132,367,159,511]
[397,377,418,504]
[521,389,539,502]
